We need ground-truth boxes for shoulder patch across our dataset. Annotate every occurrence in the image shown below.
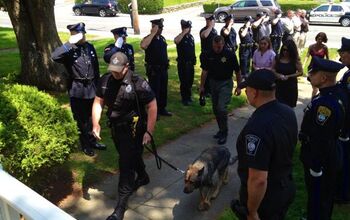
[141,80,151,91]
[245,134,261,156]
[316,105,331,125]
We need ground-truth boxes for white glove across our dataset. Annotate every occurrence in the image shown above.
[68,33,83,44]
[115,37,124,48]
[277,14,282,18]
[310,168,322,177]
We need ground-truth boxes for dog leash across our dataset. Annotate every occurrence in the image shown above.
[144,131,185,174]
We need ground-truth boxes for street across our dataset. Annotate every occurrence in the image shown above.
[1,3,349,48]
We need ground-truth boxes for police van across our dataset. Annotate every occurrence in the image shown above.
[307,2,350,27]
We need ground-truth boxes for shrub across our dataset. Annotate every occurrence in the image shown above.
[118,0,164,14]
[0,84,78,187]
[203,1,229,14]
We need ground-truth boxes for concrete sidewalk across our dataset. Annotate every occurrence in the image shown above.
[61,81,313,220]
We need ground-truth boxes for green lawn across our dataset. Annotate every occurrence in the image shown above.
[0,27,245,188]
[164,0,200,7]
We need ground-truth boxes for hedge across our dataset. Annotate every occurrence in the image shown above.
[118,0,164,14]
[0,84,78,187]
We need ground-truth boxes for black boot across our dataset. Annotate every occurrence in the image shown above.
[134,172,150,191]
[106,206,126,220]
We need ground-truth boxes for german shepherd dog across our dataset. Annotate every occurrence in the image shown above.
[184,146,231,211]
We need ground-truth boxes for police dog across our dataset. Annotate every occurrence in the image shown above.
[184,146,231,211]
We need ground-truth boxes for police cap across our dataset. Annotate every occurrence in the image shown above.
[67,22,86,33]
[205,14,215,20]
[244,16,254,23]
[338,37,350,52]
[180,19,192,28]
[224,14,234,22]
[308,56,345,74]
[150,18,164,28]
[238,69,276,90]
[256,11,265,17]
[111,27,128,37]
[108,52,129,72]
[274,9,282,15]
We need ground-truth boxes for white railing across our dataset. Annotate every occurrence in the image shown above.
[0,164,76,220]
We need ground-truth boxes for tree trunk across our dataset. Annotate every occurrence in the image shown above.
[3,0,67,91]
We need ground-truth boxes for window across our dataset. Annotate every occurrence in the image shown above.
[314,5,329,12]
[261,1,273,6]
[233,1,245,8]
[331,5,343,12]
[245,1,258,7]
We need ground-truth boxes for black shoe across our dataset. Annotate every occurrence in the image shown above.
[159,109,172,116]
[134,173,150,191]
[213,131,222,139]
[106,207,125,220]
[218,135,227,145]
[93,143,107,150]
[83,148,95,157]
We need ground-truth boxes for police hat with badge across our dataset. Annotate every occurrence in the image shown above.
[238,69,276,91]
[67,22,86,34]
[108,52,129,73]
[111,27,128,37]
[308,56,345,75]
[180,19,192,28]
[205,14,215,21]
[244,16,254,23]
[150,18,164,28]
[224,14,234,22]
[338,37,350,53]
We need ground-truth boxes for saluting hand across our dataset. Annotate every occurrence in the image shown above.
[151,25,159,35]
[92,124,101,141]
[182,27,190,34]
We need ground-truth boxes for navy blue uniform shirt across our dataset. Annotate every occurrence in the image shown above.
[144,35,168,65]
[239,26,254,44]
[220,26,237,50]
[200,26,217,52]
[51,42,99,99]
[176,33,196,64]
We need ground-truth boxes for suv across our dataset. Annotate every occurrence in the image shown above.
[73,0,119,17]
[213,0,281,23]
[307,3,350,27]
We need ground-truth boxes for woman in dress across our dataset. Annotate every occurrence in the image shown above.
[252,36,276,71]
[273,39,303,108]
[304,32,329,97]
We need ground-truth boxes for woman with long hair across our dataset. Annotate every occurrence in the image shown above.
[273,40,303,108]
[252,36,276,70]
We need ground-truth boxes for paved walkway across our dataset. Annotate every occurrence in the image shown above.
[61,80,313,220]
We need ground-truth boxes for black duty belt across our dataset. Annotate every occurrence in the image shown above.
[240,43,254,48]
[73,78,94,83]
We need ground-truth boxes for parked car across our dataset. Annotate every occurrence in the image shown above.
[72,0,119,17]
[213,0,281,23]
[307,3,350,27]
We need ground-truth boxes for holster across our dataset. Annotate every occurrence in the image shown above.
[230,199,248,220]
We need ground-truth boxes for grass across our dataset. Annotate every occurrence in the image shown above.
[164,0,201,7]
[218,145,350,220]
[0,27,245,190]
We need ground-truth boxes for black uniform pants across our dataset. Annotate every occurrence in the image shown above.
[147,65,168,112]
[70,97,96,150]
[303,162,337,220]
[177,61,194,102]
[110,122,146,208]
[335,139,350,202]
[238,176,295,220]
[271,36,282,54]
[239,46,252,78]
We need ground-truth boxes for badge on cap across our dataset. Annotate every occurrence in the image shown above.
[125,84,132,93]
[316,106,331,125]
[245,134,261,156]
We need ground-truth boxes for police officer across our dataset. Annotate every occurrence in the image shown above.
[335,37,350,203]
[92,52,157,220]
[270,9,284,54]
[51,22,106,157]
[104,27,135,71]
[174,19,196,106]
[199,35,241,145]
[239,16,254,79]
[200,14,218,96]
[252,12,271,52]
[299,57,347,220]
[141,18,172,117]
[220,14,237,53]
[232,69,297,220]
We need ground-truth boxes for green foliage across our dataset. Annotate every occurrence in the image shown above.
[118,0,164,14]
[0,84,78,186]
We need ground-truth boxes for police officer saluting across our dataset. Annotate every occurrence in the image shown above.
[141,18,172,117]
[270,9,284,54]
[335,37,350,204]
[199,35,241,145]
[104,27,135,71]
[299,57,347,220]
[239,16,254,79]
[51,22,106,157]
[220,14,237,52]
[174,19,196,106]
[232,69,297,220]
[92,52,157,220]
